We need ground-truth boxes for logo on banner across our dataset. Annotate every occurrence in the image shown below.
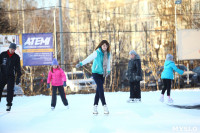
[24,37,51,46]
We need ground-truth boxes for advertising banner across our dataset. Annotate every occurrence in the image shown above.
[22,33,53,66]
[0,34,22,60]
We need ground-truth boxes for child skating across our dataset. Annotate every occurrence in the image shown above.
[160,54,184,103]
[47,58,68,110]
[76,40,111,114]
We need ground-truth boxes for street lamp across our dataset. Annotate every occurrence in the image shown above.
[174,0,182,88]
[174,0,182,61]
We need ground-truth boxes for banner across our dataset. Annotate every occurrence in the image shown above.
[22,33,53,66]
[0,34,22,60]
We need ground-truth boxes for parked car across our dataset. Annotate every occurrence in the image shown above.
[121,69,163,91]
[175,64,198,87]
[141,69,163,90]
[65,71,96,93]
[2,85,24,96]
[192,66,200,85]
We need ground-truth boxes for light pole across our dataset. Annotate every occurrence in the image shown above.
[174,0,182,60]
[59,0,64,69]
[174,0,182,88]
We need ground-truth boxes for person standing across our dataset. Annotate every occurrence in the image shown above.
[160,54,184,103]
[76,40,111,114]
[47,58,68,110]
[126,50,142,102]
[0,43,21,111]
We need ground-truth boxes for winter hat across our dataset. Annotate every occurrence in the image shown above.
[52,58,59,65]
[129,50,140,59]
[166,54,173,61]
[9,43,17,50]
[129,50,137,55]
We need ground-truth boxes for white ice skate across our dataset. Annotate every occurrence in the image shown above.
[93,105,98,114]
[51,106,55,110]
[6,106,11,112]
[160,95,164,103]
[103,105,109,114]
[135,98,141,102]
[66,105,69,109]
[127,98,135,103]
[168,98,174,104]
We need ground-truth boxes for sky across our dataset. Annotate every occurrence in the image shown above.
[35,0,57,8]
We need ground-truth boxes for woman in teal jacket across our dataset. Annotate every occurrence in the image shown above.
[160,54,184,103]
[76,40,111,114]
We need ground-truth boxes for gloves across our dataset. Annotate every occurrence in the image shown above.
[16,78,20,85]
[63,81,67,87]
[76,63,81,68]
[47,83,50,89]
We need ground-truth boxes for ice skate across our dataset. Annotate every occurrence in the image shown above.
[160,95,164,103]
[127,98,135,103]
[135,98,141,102]
[6,106,11,112]
[103,105,109,114]
[93,105,98,114]
[168,98,174,104]
[51,106,55,110]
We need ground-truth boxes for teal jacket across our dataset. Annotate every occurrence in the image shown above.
[161,60,184,79]
[80,48,111,75]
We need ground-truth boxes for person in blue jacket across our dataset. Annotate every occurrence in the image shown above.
[160,54,184,103]
[76,40,111,114]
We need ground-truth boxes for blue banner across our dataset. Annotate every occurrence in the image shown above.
[22,33,53,49]
[23,52,53,66]
[22,33,53,66]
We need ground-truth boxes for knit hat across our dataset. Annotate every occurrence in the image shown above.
[52,58,58,65]
[9,43,17,50]
[129,50,140,59]
[166,54,173,61]
[129,50,137,55]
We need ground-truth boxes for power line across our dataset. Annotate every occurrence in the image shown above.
[2,5,200,17]
[57,29,170,34]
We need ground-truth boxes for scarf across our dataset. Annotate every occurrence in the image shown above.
[103,51,108,77]
[7,50,14,58]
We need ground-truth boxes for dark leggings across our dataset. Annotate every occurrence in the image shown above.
[51,86,68,107]
[0,76,15,106]
[92,73,106,106]
[161,79,172,96]
[129,81,141,99]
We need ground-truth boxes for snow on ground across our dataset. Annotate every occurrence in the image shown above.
[0,88,200,133]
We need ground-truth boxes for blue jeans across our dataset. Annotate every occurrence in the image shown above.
[92,73,106,105]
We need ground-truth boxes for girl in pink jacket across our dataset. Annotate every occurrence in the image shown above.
[47,58,68,110]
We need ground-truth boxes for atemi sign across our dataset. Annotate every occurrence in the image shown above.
[22,33,53,66]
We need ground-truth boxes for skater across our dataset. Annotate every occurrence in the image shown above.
[76,40,111,114]
[126,50,142,103]
[160,54,184,103]
[0,43,21,111]
[47,58,68,110]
